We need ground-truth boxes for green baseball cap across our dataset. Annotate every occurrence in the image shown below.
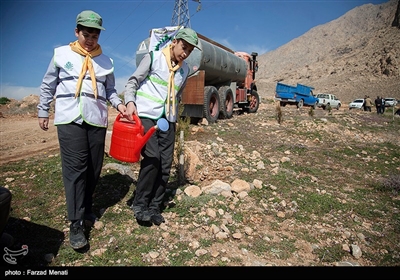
[175,28,201,50]
[76,10,105,30]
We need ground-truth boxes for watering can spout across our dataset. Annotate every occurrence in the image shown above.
[133,117,169,153]
[109,115,169,163]
[133,125,156,154]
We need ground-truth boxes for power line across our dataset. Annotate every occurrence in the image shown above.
[111,1,170,74]
[102,1,145,48]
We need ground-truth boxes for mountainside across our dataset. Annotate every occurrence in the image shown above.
[257,0,400,103]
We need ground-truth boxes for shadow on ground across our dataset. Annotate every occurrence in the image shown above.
[1,217,64,267]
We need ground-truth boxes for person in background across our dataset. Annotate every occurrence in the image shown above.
[124,27,201,226]
[374,96,382,114]
[380,97,385,114]
[37,10,128,250]
[364,95,373,112]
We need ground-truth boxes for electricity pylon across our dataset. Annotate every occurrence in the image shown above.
[171,0,201,28]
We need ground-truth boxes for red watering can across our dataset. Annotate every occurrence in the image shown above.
[109,114,168,163]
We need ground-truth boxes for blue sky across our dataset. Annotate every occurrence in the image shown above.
[0,0,389,100]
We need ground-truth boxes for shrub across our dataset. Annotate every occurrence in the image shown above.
[308,107,314,117]
[0,97,11,105]
[275,102,283,124]
[380,174,400,195]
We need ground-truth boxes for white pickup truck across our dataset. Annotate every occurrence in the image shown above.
[316,93,341,110]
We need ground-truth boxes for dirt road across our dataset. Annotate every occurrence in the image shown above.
[0,110,119,166]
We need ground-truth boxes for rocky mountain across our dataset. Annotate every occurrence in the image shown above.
[257,0,400,103]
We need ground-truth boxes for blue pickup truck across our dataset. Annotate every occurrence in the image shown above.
[274,82,319,109]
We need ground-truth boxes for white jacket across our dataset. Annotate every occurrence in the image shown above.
[38,45,122,127]
[125,51,189,122]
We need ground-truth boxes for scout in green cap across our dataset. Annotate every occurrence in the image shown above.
[76,10,105,30]
[123,27,200,226]
[174,27,201,50]
[38,10,128,250]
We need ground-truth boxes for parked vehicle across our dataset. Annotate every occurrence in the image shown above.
[349,98,364,110]
[316,93,341,110]
[383,98,398,107]
[274,82,319,109]
[135,26,259,123]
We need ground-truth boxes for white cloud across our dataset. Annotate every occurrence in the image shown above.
[115,75,130,95]
[207,37,268,56]
[1,76,130,102]
[0,85,40,101]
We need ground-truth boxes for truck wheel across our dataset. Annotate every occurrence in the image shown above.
[337,104,341,110]
[297,99,304,109]
[218,86,234,119]
[312,101,318,109]
[280,101,286,107]
[247,90,260,113]
[203,86,220,124]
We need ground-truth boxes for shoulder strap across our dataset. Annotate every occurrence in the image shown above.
[149,51,153,71]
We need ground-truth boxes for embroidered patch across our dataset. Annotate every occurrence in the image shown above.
[64,62,74,71]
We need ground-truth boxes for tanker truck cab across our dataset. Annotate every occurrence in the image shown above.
[233,51,259,116]
[135,26,260,124]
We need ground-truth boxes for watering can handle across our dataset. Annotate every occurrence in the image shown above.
[115,113,142,126]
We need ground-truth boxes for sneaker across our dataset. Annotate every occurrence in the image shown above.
[69,220,87,250]
[131,206,151,222]
[149,209,165,226]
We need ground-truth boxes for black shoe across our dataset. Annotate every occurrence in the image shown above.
[132,206,151,222]
[69,220,87,250]
[84,212,98,225]
[149,209,165,226]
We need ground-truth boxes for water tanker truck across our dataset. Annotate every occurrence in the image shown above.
[135,26,260,123]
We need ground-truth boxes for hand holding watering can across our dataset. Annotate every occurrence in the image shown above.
[109,114,169,163]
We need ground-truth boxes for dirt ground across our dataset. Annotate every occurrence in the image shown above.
[0,101,397,166]
[0,108,119,166]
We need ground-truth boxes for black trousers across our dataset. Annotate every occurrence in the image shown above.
[57,122,106,221]
[133,118,175,212]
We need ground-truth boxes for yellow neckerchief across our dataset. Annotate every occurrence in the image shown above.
[69,40,102,99]
[162,45,182,116]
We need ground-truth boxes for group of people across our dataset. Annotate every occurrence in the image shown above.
[37,10,200,250]
[362,95,388,114]
[374,96,386,114]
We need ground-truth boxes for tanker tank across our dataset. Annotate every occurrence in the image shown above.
[135,34,247,87]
